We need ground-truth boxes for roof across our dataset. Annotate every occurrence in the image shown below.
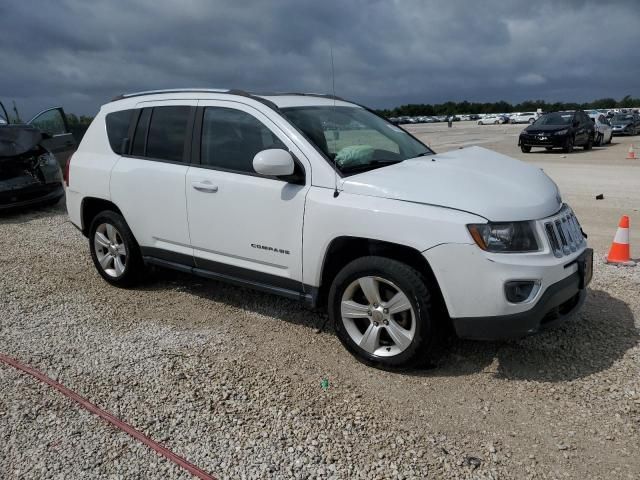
[110,89,359,109]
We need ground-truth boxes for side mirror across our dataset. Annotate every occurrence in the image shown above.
[253,149,295,177]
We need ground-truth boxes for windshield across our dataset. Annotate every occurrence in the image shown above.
[0,102,8,124]
[612,114,633,122]
[281,106,432,174]
[534,112,573,126]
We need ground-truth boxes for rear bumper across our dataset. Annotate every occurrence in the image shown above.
[452,271,586,340]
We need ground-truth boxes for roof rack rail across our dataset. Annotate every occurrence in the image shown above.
[256,92,345,101]
[109,88,281,110]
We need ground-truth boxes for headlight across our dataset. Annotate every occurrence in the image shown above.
[38,152,57,167]
[467,222,539,253]
[554,129,568,135]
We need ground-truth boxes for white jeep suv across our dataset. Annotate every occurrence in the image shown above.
[66,89,593,369]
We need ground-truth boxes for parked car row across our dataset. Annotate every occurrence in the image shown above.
[517,109,640,153]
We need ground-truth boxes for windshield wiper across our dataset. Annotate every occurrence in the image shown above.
[340,159,403,173]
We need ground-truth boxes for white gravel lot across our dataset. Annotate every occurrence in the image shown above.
[1,125,640,479]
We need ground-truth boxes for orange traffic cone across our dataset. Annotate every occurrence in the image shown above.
[606,216,636,266]
[627,145,636,159]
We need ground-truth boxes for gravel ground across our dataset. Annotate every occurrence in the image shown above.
[1,128,640,479]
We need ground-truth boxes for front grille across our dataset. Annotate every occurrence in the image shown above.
[543,206,585,257]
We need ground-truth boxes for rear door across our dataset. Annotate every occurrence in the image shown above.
[29,107,77,168]
[109,101,196,263]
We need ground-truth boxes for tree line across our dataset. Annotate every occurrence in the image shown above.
[376,95,640,117]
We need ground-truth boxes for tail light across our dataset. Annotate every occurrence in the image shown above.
[63,154,72,187]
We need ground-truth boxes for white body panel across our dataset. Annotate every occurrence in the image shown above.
[67,90,587,323]
[339,146,561,221]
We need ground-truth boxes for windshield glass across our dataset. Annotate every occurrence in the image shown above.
[612,114,633,122]
[534,112,573,126]
[281,106,432,174]
[0,102,7,124]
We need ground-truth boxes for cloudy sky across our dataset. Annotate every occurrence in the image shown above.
[1,0,638,117]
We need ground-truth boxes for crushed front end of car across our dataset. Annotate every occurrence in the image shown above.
[0,125,64,211]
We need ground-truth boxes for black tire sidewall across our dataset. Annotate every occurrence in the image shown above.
[329,256,435,369]
[89,210,143,287]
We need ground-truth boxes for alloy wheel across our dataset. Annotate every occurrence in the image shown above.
[340,276,416,357]
[94,223,128,278]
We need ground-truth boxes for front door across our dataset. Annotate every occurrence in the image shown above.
[29,107,77,168]
[185,101,310,294]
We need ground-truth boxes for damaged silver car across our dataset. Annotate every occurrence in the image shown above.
[0,101,77,211]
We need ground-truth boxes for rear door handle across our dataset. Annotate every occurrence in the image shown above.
[192,181,218,193]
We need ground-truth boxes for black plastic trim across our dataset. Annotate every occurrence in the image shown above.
[452,270,587,341]
[141,247,313,304]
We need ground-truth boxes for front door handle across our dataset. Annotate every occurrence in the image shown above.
[192,181,218,193]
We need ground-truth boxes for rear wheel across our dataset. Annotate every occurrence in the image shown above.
[520,145,531,153]
[329,256,438,370]
[493,120,499,125]
[528,118,535,124]
[89,211,144,287]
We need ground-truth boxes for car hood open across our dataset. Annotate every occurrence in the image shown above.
[340,146,561,221]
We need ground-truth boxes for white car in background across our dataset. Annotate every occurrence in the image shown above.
[510,112,539,124]
[588,113,613,146]
[478,114,508,125]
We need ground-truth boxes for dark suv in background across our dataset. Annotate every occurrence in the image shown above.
[518,110,595,153]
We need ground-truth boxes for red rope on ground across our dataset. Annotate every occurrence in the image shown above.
[0,353,217,480]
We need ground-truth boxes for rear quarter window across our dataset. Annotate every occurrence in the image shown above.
[105,110,134,154]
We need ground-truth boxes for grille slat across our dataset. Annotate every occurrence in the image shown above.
[544,206,584,257]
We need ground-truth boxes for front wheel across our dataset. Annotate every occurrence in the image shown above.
[594,133,602,146]
[329,256,438,370]
[89,210,144,287]
[520,145,531,153]
[584,136,593,150]
[563,137,574,153]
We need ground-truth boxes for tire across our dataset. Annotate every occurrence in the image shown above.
[478,121,483,125]
[89,210,144,287]
[594,133,602,146]
[520,145,531,153]
[329,256,439,370]
[563,136,574,153]
[493,120,499,125]
[583,136,593,150]
[528,118,535,124]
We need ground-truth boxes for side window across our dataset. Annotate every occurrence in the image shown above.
[131,108,151,156]
[145,106,191,162]
[200,107,286,173]
[31,108,67,136]
[105,109,134,154]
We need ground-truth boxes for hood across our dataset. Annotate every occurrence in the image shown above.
[0,125,43,157]
[340,146,561,221]
[524,124,569,133]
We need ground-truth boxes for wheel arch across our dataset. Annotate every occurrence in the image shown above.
[316,236,449,320]
[80,197,123,237]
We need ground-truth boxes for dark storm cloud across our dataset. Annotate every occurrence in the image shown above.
[0,0,638,116]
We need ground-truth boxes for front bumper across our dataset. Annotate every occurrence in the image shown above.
[0,182,64,211]
[452,270,586,340]
[611,127,633,135]
[519,134,567,147]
